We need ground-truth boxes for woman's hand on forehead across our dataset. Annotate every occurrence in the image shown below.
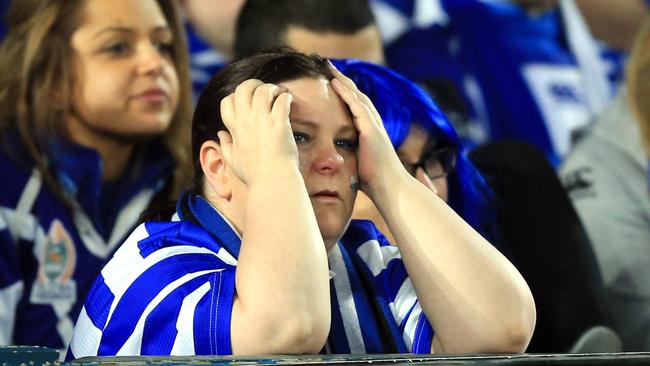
[328,62,408,197]
[219,79,299,185]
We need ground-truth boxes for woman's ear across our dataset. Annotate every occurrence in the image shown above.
[200,140,232,199]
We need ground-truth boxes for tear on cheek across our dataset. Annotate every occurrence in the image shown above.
[350,176,359,192]
[299,158,308,174]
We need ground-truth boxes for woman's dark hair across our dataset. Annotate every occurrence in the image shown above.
[191,47,334,188]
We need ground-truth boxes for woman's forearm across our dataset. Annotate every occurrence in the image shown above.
[371,173,536,354]
[232,167,331,354]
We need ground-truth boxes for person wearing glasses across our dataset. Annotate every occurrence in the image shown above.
[334,59,501,247]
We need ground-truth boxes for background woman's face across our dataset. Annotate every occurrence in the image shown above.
[397,124,449,202]
[68,0,180,142]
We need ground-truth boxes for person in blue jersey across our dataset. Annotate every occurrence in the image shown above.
[68,48,535,358]
[180,0,245,98]
[0,0,192,351]
[331,59,500,249]
[372,0,632,165]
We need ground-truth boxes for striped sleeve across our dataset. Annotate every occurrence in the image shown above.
[67,222,236,359]
[355,223,434,353]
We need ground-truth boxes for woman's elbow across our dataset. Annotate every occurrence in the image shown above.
[483,305,536,354]
[272,312,331,354]
[490,320,535,353]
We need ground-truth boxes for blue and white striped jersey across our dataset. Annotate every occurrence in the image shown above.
[67,192,434,358]
[0,134,172,350]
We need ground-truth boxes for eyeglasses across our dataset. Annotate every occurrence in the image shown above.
[401,146,457,180]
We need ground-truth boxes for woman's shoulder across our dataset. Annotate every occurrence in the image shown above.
[106,219,237,277]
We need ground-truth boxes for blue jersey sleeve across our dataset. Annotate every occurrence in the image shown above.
[67,221,237,358]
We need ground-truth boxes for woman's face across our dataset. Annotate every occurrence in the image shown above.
[68,0,179,143]
[397,124,449,202]
[283,77,359,247]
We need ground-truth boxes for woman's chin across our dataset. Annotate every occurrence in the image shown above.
[316,217,350,248]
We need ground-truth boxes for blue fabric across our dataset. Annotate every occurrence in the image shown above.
[140,275,208,355]
[181,193,427,353]
[84,275,114,330]
[0,0,9,40]
[185,23,227,100]
[339,221,419,353]
[98,253,222,355]
[48,137,172,240]
[373,0,626,165]
[0,132,173,348]
[180,192,242,258]
[68,192,433,357]
[444,1,572,165]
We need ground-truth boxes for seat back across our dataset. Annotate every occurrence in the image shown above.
[469,140,617,353]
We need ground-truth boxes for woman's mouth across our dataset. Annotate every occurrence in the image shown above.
[133,88,168,103]
[311,190,341,202]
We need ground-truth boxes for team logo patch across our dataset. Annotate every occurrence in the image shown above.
[563,166,595,200]
[30,219,77,304]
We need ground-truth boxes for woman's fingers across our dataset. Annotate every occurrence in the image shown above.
[220,94,236,132]
[218,79,299,185]
[328,61,359,91]
[252,84,286,118]
[217,130,233,166]
[234,79,264,117]
[330,78,374,127]
[271,92,293,125]
[329,65,382,123]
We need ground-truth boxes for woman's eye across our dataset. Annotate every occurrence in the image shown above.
[154,41,174,56]
[104,42,129,56]
[335,138,358,150]
[293,132,310,143]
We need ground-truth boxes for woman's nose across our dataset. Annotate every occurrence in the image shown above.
[137,42,164,75]
[311,144,344,174]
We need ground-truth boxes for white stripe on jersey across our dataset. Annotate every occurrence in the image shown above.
[403,302,424,351]
[0,281,24,345]
[116,269,222,355]
[101,227,223,324]
[329,245,366,353]
[413,0,449,28]
[107,188,156,250]
[0,206,44,243]
[170,281,211,355]
[0,210,6,231]
[393,279,418,325]
[10,168,41,243]
[370,0,409,44]
[53,301,74,350]
[356,240,400,277]
[69,307,103,358]
[216,247,237,266]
